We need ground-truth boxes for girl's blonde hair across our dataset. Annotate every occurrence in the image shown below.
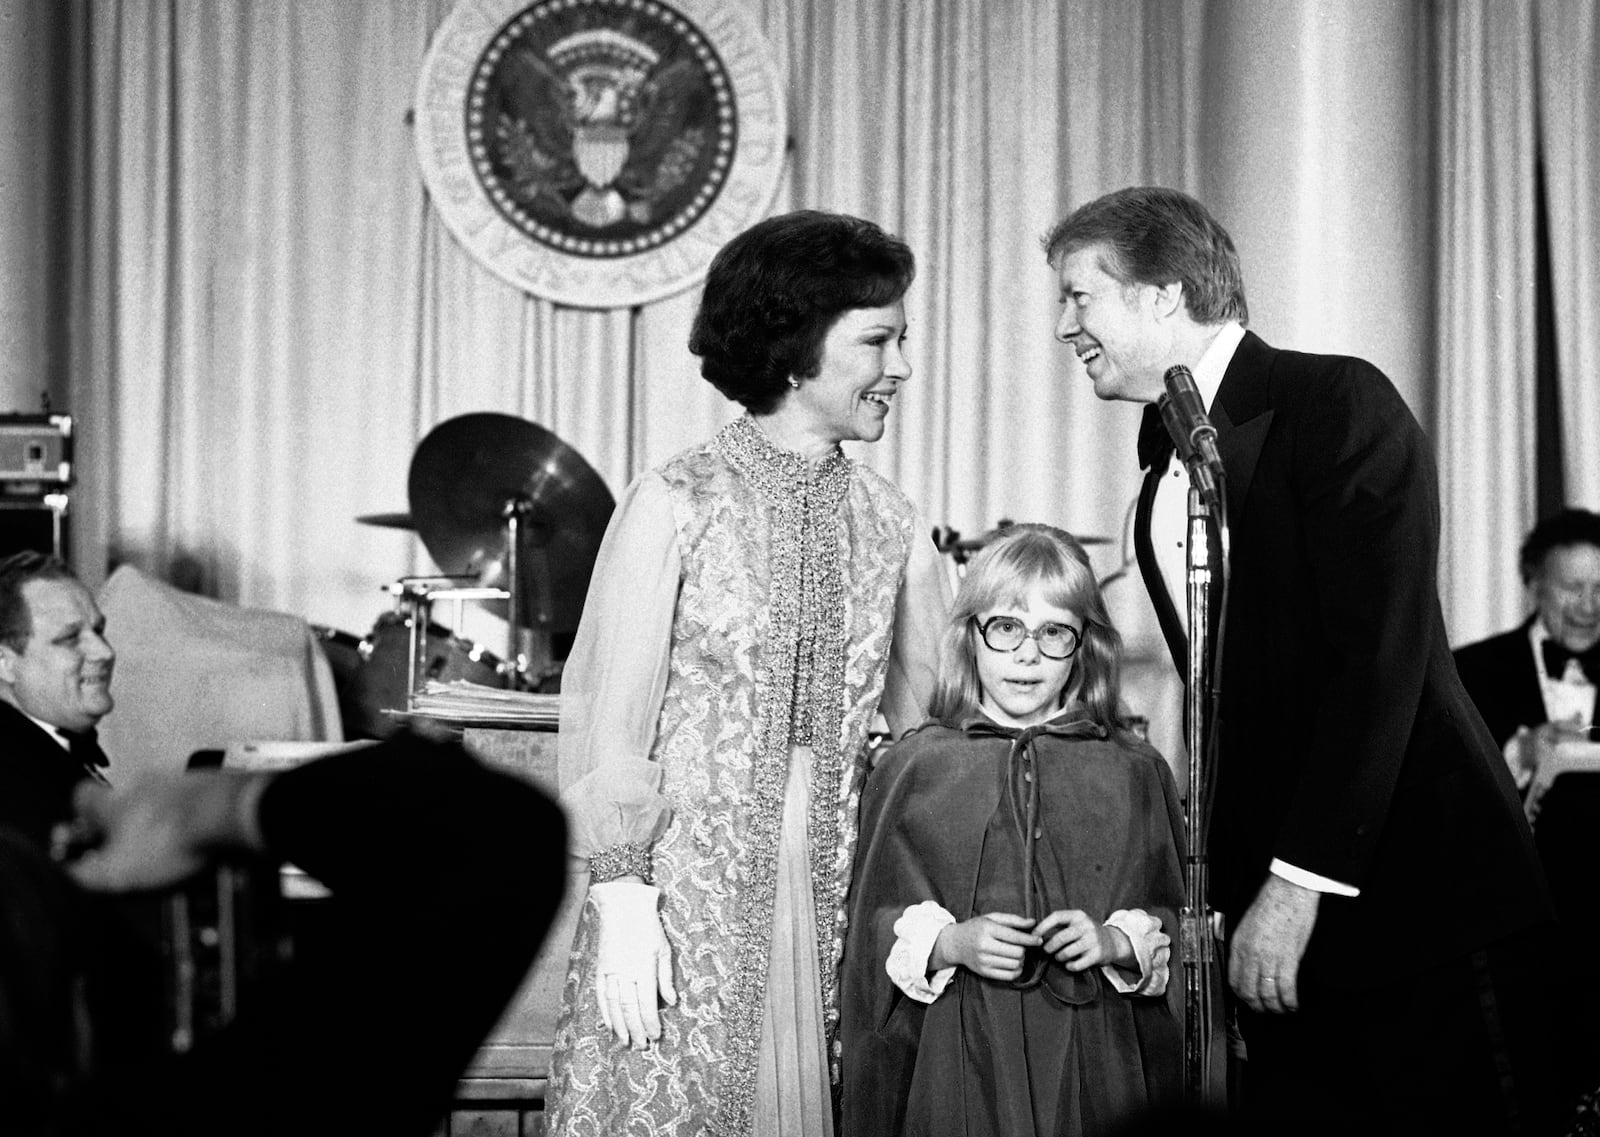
[928,523,1124,731]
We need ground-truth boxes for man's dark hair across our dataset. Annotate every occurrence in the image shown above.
[1042,186,1249,325]
[1519,508,1600,585]
[688,210,915,413]
[0,552,76,652]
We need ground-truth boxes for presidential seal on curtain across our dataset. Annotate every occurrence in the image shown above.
[414,0,787,309]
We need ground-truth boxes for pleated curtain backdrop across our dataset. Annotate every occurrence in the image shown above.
[1537,0,1600,514]
[1433,0,1541,641]
[59,0,1600,746]
[64,0,1199,658]
[1433,0,1600,645]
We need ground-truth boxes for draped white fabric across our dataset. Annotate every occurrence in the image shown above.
[1433,0,1600,645]
[63,0,1197,675]
[57,0,1600,749]
[1538,0,1600,511]
[1433,0,1540,642]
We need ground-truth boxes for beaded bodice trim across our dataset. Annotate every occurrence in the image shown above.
[709,414,852,1134]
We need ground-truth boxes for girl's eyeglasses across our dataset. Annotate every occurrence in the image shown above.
[973,615,1081,660]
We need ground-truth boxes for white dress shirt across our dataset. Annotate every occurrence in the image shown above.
[1500,619,1600,790]
[19,705,73,752]
[1530,618,1598,727]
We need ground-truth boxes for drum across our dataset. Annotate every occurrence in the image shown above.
[312,626,369,741]
[313,615,503,739]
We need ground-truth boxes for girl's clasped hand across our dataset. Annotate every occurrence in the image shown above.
[933,908,1135,982]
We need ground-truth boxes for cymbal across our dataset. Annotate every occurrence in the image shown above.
[355,511,418,530]
[933,523,1111,561]
[407,413,614,635]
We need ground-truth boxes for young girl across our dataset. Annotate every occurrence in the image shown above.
[840,523,1185,1136]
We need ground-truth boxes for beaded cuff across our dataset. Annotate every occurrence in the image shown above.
[587,840,654,884]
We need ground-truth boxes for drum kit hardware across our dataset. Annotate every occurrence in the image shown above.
[323,414,614,738]
[407,413,613,643]
[933,520,1111,574]
[354,511,418,530]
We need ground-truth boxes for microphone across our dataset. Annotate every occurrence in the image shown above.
[1157,364,1226,509]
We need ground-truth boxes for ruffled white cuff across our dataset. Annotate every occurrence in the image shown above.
[886,900,958,1004]
[1103,908,1170,996]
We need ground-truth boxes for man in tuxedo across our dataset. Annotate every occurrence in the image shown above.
[1454,508,1600,764]
[1455,508,1600,1087]
[1045,187,1563,1132]
[0,551,117,850]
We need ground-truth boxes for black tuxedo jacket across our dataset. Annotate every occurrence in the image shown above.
[0,698,98,851]
[1453,621,1598,749]
[1136,331,1551,987]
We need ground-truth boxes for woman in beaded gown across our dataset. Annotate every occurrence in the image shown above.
[545,210,950,1137]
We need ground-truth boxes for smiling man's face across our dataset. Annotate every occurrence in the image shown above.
[0,577,115,733]
[1534,543,1600,655]
[1052,243,1171,405]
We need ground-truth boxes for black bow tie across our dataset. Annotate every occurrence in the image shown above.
[67,727,109,769]
[1137,403,1175,471]
[1541,639,1600,681]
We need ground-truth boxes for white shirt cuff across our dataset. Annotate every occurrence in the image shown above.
[1271,858,1359,897]
[887,901,958,1003]
[1102,909,1171,996]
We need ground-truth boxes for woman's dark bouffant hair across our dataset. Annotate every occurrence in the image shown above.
[688,210,915,413]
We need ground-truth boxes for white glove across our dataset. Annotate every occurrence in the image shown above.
[591,881,677,1048]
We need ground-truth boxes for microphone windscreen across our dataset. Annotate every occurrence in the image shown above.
[1158,393,1195,462]
[1163,365,1206,417]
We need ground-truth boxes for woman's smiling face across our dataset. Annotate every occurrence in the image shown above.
[787,301,911,445]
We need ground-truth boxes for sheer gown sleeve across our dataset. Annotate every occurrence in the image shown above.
[557,472,679,876]
[876,516,951,739]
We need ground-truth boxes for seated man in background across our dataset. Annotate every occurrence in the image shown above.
[0,732,567,1137]
[0,550,176,1074]
[0,551,117,850]
[1454,508,1600,787]
[1455,507,1600,1097]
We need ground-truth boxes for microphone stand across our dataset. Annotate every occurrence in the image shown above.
[1181,477,1229,1108]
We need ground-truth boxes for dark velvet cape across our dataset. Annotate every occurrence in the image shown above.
[839,714,1186,1136]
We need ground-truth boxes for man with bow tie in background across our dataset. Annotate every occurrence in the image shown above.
[1044,186,1567,1133]
[0,549,173,1076]
[1456,508,1600,1096]
[1455,508,1600,774]
[0,551,117,851]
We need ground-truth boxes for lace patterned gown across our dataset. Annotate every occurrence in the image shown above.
[547,415,949,1137]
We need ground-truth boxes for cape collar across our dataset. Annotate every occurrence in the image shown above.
[957,706,1109,743]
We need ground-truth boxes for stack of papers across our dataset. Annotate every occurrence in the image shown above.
[400,679,561,727]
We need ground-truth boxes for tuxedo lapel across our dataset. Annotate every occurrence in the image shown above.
[1212,331,1277,515]
[1135,461,1189,671]
[1137,332,1279,675]
[1516,634,1552,730]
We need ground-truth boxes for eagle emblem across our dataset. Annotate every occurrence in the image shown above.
[471,4,735,251]
[416,0,786,306]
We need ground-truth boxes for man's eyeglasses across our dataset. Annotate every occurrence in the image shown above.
[973,615,1082,660]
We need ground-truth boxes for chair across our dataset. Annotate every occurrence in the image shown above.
[95,565,344,784]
